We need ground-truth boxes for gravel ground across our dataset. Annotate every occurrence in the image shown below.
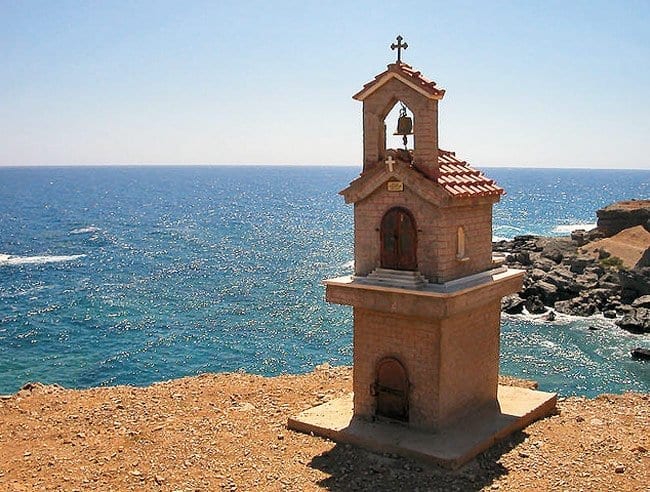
[1,365,648,491]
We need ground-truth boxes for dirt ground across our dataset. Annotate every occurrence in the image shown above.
[1,365,648,491]
[582,225,650,268]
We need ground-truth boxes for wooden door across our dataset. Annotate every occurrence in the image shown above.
[374,358,409,421]
[380,207,417,270]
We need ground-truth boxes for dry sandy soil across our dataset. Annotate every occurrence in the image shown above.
[582,225,650,269]
[1,365,648,491]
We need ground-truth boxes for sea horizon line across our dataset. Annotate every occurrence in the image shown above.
[1,163,649,171]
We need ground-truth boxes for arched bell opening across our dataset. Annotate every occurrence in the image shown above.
[383,100,415,153]
[371,357,409,422]
[380,207,417,271]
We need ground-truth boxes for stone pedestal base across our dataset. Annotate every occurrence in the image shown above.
[324,269,525,429]
[288,385,556,469]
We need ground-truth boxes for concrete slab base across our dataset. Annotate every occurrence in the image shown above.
[287,385,556,469]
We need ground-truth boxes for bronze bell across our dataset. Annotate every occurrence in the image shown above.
[393,105,413,136]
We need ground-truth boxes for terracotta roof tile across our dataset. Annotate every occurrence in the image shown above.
[433,149,504,198]
[353,62,446,100]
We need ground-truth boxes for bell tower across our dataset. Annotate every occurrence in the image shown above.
[289,37,557,469]
[354,42,444,178]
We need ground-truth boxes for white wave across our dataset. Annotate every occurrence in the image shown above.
[504,308,620,328]
[494,225,525,233]
[341,260,354,269]
[0,253,86,266]
[70,226,100,235]
[553,223,596,233]
[540,340,558,349]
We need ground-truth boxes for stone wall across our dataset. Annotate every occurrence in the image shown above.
[437,299,501,426]
[352,307,441,429]
[352,299,501,431]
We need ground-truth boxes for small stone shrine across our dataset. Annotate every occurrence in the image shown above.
[289,37,557,468]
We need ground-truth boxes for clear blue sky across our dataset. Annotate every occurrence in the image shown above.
[1,0,649,168]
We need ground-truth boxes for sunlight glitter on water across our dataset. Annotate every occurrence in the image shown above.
[0,166,648,395]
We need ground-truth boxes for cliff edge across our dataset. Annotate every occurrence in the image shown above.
[596,199,650,237]
[0,367,648,491]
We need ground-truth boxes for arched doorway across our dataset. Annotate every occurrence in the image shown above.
[380,207,417,270]
[374,357,409,421]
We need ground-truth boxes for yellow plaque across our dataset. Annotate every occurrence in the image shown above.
[387,181,404,192]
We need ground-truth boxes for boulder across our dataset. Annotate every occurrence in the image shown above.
[542,248,564,264]
[631,295,650,308]
[511,251,531,265]
[513,234,537,242]
[530,268,547,281]
[600,271,621,284]
[539,237,578,264]
[583,288,618,310]
[502,295,526,314]
[569,255,594,274]
[575,302,598,317]
[584,265,605,277]
[544,267,582,298]
[596,200,650,237]
[586,228,605,241]
[598,281,622,292]
[554,297,597,317]
[571,229,590,247]
[616,304,635,316]
[496,235,541,254]
[522,276,536,289]
[604,297,622,311]
[631,348,650,360]
[619,268,650,299]
[636,247,650,269]
[575,272,599,289]
[536,280,559,305]
[542,310,556,322]
[525,295,547,314]
[533,257,558,272]
[492,239,510,252]
[603,310,617,319]
[616,308,650,334]
[513,235,542,252]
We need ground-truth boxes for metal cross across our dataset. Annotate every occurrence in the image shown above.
[391,35,408,63]
[385,155,395,172]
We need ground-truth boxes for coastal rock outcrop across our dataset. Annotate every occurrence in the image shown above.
[496,203,650,334]
[636,247,650,268]
[596,199,650,237]
[502,294,526,314]
[616,308,650,334]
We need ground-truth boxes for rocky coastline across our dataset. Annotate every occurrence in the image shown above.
[495,199,650,336]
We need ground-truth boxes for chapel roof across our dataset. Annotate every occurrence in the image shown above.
[340,149,503,205]
[432,150,504,198]
[353,62,446,101]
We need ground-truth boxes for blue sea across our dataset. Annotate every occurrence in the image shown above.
[0,166,648,397]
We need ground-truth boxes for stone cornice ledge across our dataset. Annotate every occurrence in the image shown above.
[323,268,524,318]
